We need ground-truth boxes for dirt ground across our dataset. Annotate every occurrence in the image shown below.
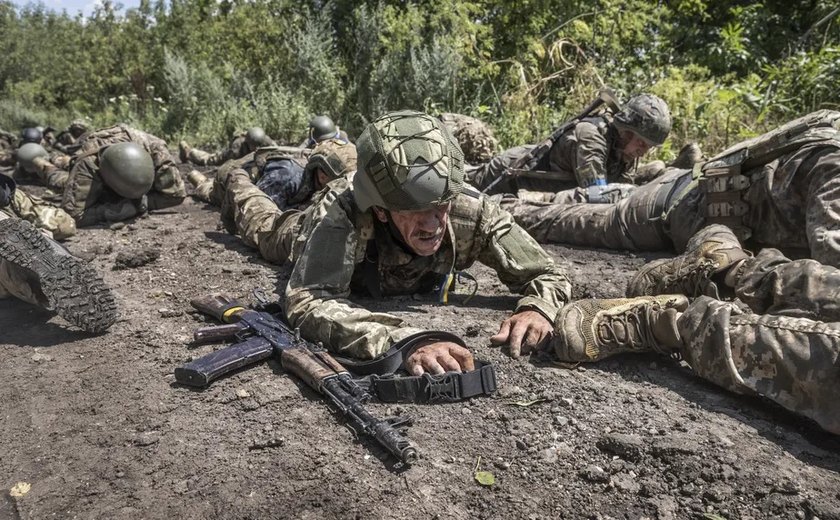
[2,167,840,520]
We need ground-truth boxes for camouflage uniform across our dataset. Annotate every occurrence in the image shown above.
[213,140,357,262]
[281,179,571,360]
[190,147,309,207]
[55,120,90,150]
[467,114,635,195]
[544,111,840,434]
[182,132,277,167]
[439,113,499,164]
[54,124,186,226]
[503,110,840,265]
[0,130,17,167]
[1,187,76,240]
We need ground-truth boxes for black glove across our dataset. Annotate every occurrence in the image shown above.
[0,175,16,208]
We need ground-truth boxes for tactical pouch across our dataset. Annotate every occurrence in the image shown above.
[698,159,752,241]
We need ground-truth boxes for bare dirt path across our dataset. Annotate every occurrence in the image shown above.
[1,192,839,519]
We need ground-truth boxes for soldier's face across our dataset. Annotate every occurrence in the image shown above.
[315,169,331,190]
[374,203,452,256]
[619,131,653,160]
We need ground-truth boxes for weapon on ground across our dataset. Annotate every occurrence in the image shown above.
[480,87,621,194]
[175,293,419,466]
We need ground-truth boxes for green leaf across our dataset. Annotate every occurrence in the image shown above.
[475,471,496,486]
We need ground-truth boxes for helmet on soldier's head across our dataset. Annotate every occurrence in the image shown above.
[99,142,155,199]
[613,94,671,146]
[16,143,48,173]
[308,115,339,143]
[69,119,90,137]
[21,127,43,144]
[352,110,465,212]
[245,127,267,147]
[305,139,357,181]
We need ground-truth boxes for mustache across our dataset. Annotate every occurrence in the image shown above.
[415,227,444,240]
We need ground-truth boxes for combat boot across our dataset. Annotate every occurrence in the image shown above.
[627,224,750,297]
[551,295,688,362]
[0,218,117,332]
[186,170,208,188]
[178,141,192,163]
[669,143,703,169]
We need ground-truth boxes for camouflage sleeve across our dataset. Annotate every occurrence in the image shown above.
[284,188,426,360]
[61,157,100,221]
[144,137,186,210]
[572,121,609,187]
[468,195,571,321]
[805,147,840,267]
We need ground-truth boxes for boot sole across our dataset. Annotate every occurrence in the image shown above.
[0,219,117,333]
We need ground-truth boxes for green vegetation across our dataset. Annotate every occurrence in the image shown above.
[0,0,837,158]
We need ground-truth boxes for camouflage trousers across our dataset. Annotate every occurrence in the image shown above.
[222,171,304,265]
[678,286,840,435]
[501,168,704,252]
[0,213,43,305]
[3,189,76,240]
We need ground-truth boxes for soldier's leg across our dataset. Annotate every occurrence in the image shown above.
[186,170,215,204]
[629,227,840,323]
[10,189,76,240]
[501,169,687,250]
[466,145,534,194]
[0,217,117,332]
[551,295,840,434]
[678,296,840,435]
[185,146,213,166]
[732,248,840,322]
[627,224,751,297]
[223,170,303,265]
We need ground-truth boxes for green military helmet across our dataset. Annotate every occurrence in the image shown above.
[308,115,339,143]
[16,142,49,173]
[352,110,465,212]
[613,94,672,146]
[305,139,358,181]
[245,127,268,147]
[99,142,155,199]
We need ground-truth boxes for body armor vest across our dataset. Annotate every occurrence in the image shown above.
[699,110,840,239]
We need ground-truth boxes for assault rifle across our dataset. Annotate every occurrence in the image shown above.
[481,87,621,194]
[175,292,419,465]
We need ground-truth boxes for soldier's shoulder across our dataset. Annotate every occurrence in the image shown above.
[450,185,485,226]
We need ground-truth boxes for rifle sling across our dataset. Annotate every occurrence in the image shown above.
[334,330,498,403]
[359,361,497,404]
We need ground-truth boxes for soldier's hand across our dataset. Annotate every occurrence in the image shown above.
[405,341,475,376]
[490,310,553,359]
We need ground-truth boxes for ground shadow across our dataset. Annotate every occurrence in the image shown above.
[543,353,840,473]
[0,302,94,346]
